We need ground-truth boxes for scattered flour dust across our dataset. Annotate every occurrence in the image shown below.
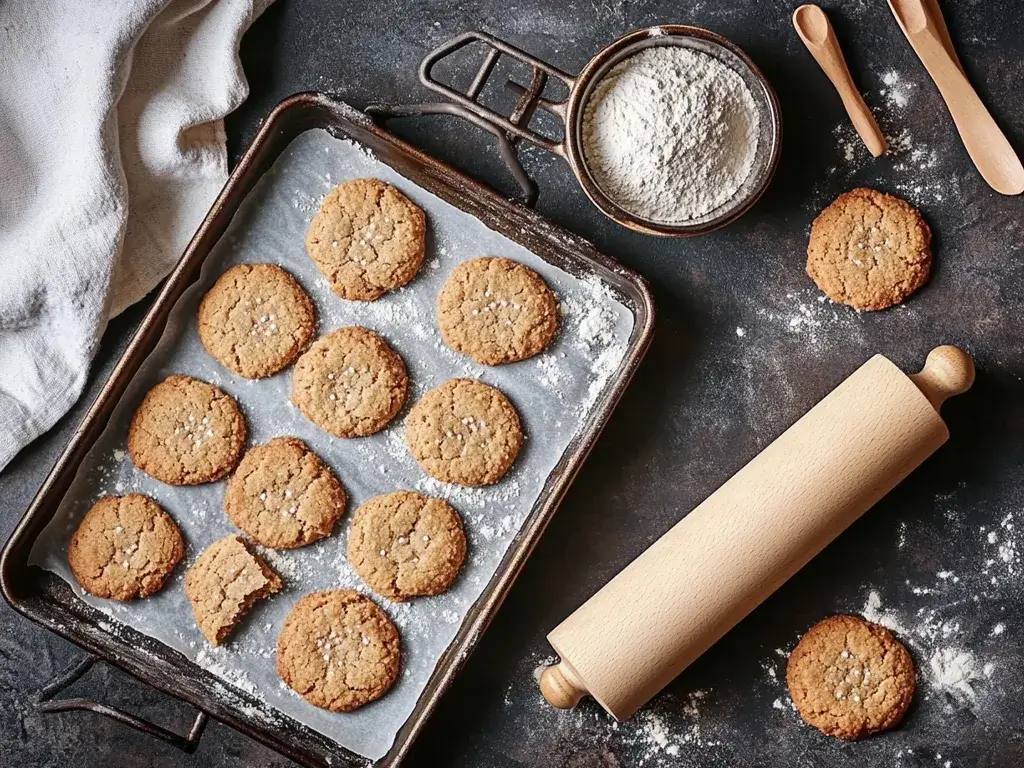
[619,691,719,763]
[755,289,860,346]
[879,70,915,113]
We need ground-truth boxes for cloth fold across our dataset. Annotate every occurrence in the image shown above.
[0,0,271,472]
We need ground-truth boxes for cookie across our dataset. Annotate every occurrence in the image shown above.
[786,614,916,740]
[291,327,408,438]
[68,494,184,601]
[225,437,346,549]
[184,535,282,646]
[127,375,247,485]
[404,378,523,486]
[198,263,316,378]
[277,589,401,712]
[806,187,932,311]
[348,491,466,600]
[438,257,559,365]
[305,178,426,301]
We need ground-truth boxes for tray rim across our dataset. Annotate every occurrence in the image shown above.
[1,91,656,767]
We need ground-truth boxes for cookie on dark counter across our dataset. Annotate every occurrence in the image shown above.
[786,614,916,740]
[806,187,931,311]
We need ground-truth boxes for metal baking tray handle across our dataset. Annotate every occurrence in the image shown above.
[418,31,574,157]
[37,654,209,753]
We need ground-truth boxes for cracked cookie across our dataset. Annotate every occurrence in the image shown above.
[277,589,401,712]
[225,437,346,549]
[306,178,426,301]
[806,187,932,311]
[185,534,282,646]
[291,327,408,438]
[68,494,184,601]
[348,491,466,601]
[786,614,916,740]
[438,257,559,365]
[198,263,316,378]
[128,375,247,485]
[404,378,522,487]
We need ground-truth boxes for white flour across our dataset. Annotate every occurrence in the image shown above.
[582,46,759,223]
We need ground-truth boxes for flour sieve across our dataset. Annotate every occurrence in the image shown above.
[417,26,782,237]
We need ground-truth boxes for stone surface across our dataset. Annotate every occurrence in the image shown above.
[1,1,1023,766]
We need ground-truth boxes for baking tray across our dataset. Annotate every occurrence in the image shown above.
[1,93,654,766]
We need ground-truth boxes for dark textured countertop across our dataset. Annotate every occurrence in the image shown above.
[2,1,1023,766]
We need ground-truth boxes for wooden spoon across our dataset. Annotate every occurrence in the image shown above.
[793,4,887,157]
[889,0,1024,195]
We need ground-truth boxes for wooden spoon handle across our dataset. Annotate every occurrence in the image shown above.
[793,5,887,157]
[906,26,1024,194]
[889,0,1024,194]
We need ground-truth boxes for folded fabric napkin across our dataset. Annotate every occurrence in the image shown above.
[0,0,271,472]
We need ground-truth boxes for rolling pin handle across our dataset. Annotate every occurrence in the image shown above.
[539,660,588,710]
[909,345,975,411]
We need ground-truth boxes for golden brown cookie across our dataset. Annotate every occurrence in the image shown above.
[127,375,247,485]
[276,590,401,712]
[806,187,932,311]
[184,535,282,646]
[197,263,316,379]
[68,494,184,601]
[305,178,426,301]
[438,257,559,365]
[348,491,466,601]
[786,614,916,740]
[291,327,408,438]
[404,378,523,487]
[225,437,346,549]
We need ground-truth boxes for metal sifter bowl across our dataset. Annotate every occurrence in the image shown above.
[418,25,782,237]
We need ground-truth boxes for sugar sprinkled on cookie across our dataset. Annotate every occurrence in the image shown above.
[127,375,247,485]
[291,326,408,438]
[404,378,523,487]
[306,178,426,301]
[197,263,316,378]
[225,437,346,549]
[68,494,184,601]
[786,614,916,740]
[276,589,401,712]
[437,257,559,365]
[348,490,466,600]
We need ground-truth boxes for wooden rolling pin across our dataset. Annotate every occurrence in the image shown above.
[539,345,974,719]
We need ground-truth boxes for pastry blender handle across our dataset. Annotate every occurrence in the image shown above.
[418,31,576,157]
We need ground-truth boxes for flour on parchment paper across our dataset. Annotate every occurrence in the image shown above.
[27,129,634,762]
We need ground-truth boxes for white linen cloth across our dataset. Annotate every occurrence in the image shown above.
[0,0,271,473]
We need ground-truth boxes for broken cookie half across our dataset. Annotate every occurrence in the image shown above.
[185,534,282,646]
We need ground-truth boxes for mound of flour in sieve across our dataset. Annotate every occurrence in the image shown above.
[582,46,759,223]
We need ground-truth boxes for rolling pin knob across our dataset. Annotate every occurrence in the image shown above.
[539,660,588,710]
[910,345,975,410]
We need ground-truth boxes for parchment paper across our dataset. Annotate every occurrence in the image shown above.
[29,128,632,761]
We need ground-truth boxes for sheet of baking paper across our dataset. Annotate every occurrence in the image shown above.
[30,128,632,761]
